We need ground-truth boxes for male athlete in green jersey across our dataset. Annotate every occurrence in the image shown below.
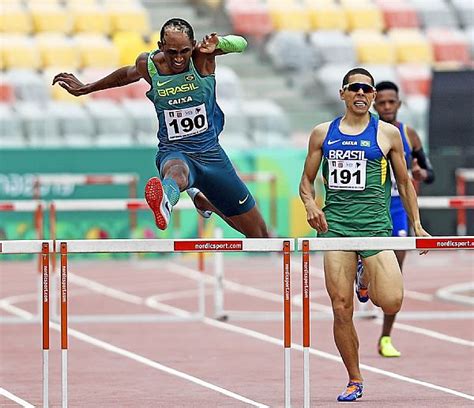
[53,18,268,238]
[299,67,430,402]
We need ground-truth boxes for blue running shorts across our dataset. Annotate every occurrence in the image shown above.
[390,196,409,237]
[156,145,256,217]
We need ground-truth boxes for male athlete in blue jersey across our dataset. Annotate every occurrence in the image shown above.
[53,18,268,238]
[356,81,435,357]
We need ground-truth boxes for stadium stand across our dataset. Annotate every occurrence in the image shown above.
[1,0,472,148]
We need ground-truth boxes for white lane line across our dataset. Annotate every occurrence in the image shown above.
[404,289,434,302]
[201,317,474,402]
[0,302,268,407]
[392,321,474,347]
[437,282,474,306]
[0,387,35,407]
[55,323,269,408]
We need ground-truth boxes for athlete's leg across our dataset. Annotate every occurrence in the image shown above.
[362,251,403,315]
[146,155,193,230]
[381,249,406,336]
[324,251,363,383]
[226,206,269,238]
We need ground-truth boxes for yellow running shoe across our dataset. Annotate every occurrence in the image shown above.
[378,336,401,357]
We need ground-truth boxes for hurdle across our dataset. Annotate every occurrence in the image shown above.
[297,236,474,408]
[53,238,293,408]
[211,195,474,321]
[0,240,53,408]
[32,173,139,232]
[455,169,474,235]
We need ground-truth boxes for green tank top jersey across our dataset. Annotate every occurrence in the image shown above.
[321,114,392,235]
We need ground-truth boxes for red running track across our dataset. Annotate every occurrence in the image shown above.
[1,250,473,407]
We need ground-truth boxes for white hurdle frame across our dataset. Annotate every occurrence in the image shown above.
[297,236,474,408]
[0,240,53,408]
[56,238,294,408]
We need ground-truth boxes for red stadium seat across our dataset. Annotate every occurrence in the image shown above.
[126,80,150,99]
[376,0,420,29]
[226,0,273,39]
[0,82,15,103]
[426,28,470,64]
[397,64,432,96]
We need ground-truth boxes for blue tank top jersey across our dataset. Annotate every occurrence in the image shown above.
[391,122,412,198]
[146,50,224,153]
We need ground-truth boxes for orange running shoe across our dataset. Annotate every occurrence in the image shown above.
[145,177,172,230]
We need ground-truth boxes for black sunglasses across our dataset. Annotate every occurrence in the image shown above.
[343,82,376,94]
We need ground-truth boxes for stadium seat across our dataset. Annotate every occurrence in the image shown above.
[0,104,25,148]
[388,29,433,64]
[269,1,311,32]
[351,30,396,64]
[426,28,470,64]
[265,31,316,72]
[451,0,474,28]
[363,64,398,86]
[410,0,459,29]
[0,79,15,104]
[112,31,148,66]
[242,99,289,147]
[15,101,62,147]
[105,4,151,36]
[0,5,32,34]
[121,99,158,146]
[46,101,95,146]
[313,63,354,105]
[75,34,119,69]
[6,69,49,103]
[215,65,243,105]
[36,33,80,70]
[217,100,251,150]
[375,0,420,29]
[309,30,357,65]
[70,4,111,35]
[396,63,432,96]
[29,5,72,33]
[84,100,134,146]
[225,0,273,39]
[342,3,385,32]
[307,2,348,31]
[1,34,41,70]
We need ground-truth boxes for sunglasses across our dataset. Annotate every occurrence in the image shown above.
[343,82,376,94]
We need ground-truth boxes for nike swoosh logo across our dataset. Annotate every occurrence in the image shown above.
[157,79,173,87]
[328,139,341,145]
[239,194,249,205]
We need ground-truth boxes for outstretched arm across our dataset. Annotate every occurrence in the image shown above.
[52,53,149,96]
[299,124,329,233]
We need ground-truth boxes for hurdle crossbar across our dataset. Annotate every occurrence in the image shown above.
[297,236,474,407]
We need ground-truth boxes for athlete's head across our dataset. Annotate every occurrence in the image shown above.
[340,68,376,116]
[159,18,196,73]
[374,81,401,124]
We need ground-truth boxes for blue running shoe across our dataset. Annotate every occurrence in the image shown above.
[337,381,363,402]
[355,259,369,303]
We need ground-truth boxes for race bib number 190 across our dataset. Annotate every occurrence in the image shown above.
[164,103,208,141]
[328,159,367,191]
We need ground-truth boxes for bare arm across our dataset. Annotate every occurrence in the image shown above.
[388,125,429,239]
[52,53,149,96]
[299,123,329,233]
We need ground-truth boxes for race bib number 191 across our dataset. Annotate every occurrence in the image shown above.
[164,103,208,141]
[328,159,367,191]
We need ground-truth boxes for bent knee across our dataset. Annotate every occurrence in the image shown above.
[381,296,403,315]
